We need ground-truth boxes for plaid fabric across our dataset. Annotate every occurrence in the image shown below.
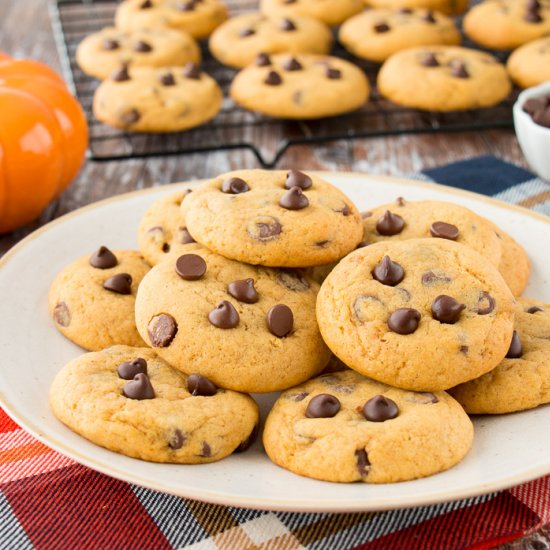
[1,155,550,550]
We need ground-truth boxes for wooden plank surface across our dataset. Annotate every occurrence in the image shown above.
[0,1,549,547]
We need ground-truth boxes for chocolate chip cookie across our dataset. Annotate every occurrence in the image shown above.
[339,8,461,63]
[180,169,363,267]
[507,36,550,88]
[76,26,200,81]
[49,248,150,350]
[93,64,222,132]
[230,53,370,119]
[50,345,259,463]
[134,247,331,392]
[115,0,229,40]
[316,238,515,391]
[259,0,364,26]
[377,46,512,111]
[263,370,473,483]
[209,13,332,69]
[450,297,550,414]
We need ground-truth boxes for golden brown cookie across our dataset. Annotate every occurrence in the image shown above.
[259,0,364,26]
[507,36,550,88]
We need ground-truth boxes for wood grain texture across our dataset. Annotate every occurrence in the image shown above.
[0,2,548,547]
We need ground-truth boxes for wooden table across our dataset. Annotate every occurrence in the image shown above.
[1,1,548,547]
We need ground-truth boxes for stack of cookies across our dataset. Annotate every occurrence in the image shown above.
[48,169,549,484]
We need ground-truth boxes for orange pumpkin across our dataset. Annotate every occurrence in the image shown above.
[0,54,88,234]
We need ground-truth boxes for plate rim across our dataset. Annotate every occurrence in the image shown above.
[1,171,549,513]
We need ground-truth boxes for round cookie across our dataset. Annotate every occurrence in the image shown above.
[507,36,550,88]
[115,0,228,40]
[316,238,516,391]
[361,199,503,267]
[181,169,364,267]
[492,225,531,296]
[230,53,370,119]
[259,0,364,26]
[138,188,203,266]
[378,46,512,112]
[363,0,469,16]
[49,248,150,351]
[464,0,550,50]
[339,8,460,63]
[76,27,200,80]
[134,247,331,393]
[209,13,332,69]
[263,370,473,483]
[450,297,550,414]
[50,346,259,463]
[93,64,222,133]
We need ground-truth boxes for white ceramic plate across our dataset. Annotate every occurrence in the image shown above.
[1,172,549,513]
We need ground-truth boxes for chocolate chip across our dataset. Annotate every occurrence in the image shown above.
[267,304,293,337]
[279,186,309,210]
[123,373,155,400]
[423,10,436,22]
[430,221,459,240]
[396,197,406,206]
[280,18,296,31]
[239,27,255,37]
[265,70,282,85]
[103,273,132,295]
[148,313,178,347]
[248,216,282,241]
[431,295,466,324]
[102,39,119,50]
[175,254,206,280]
[356,449,370,477]
[527,0,540,8]
[187,373,217,396]
[134,40,152,52]
[506,330,523,358]
[256,52,272,66]
[120,109,140,126]
[527,306,544,313]
[177,226,195,244]
[53,302,71,327]
[305,394,340,418]
[117,358,147,380]
[524,9,543,22]
[222,177,249,194]
[326,67,341,80]
[200,442,211,457]
[277,269,309,291]
[421,52,439,67]
[179,0,196,11]
[162,243,170,253]
[372,255,404,286]
[388,308,420,335]
[169,429,186,450]
[450,61,469,79]
[363,395,399,422]
[398,7,413,13]
[460,345,469,354]
[285,170,312,190]
[285,391,309,401]
[421,270,451,285]
[227,278,259,303]
[376,210,405,236]
[477,292,495,315]
[339,204,350,216]
[374,22,390,32]
[183,62,200,79]
[523,97,548,115]
[282,57,302,71]
[159,72,176,86]
[533,108,550,128]
[234,424,258,453]
[89,246,118,269]
[140,0,152,8]
[208,301,239,329]
[111,65,130,82]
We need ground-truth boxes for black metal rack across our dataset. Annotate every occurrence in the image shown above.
[49,0,516,168]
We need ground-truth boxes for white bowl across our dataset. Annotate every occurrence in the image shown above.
[513,81,550,181]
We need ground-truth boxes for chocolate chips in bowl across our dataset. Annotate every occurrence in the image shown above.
[523,94,550,128]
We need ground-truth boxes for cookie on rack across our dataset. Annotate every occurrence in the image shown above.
[507,37,550,88]
[339,8,460,63]
[259,0,364,26]
[93,63,222,132]
[230,53,370,119]
[363,0,468,16]
[209,13,332,69]
[180,169,364,266]
[50,346,259,463]
[316,238,515,391]
[138,188,202,266]
[377,46,512,111]
[450,297,550,414]
[464,0,550,50]
[115,0,228,40]
[49,247,150,350]
[76,27,200,80]
[263,370,473,483]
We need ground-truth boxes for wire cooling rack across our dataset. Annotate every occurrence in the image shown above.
[49,0,516,168]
